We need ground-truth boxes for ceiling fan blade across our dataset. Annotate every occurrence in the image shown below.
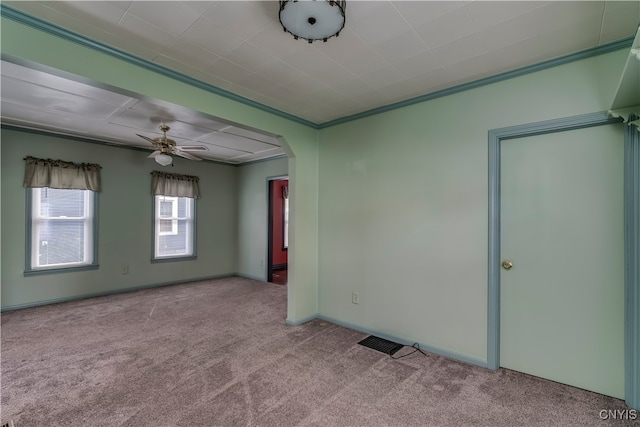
[148,151,161,158]
[136,134,158,145]
[178,145,208,151]
[174,150,203,161]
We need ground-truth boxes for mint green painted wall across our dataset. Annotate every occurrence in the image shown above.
[317,50,628,361]
[1,129,237,308]
[237,157,288,281]
[1,17,319,322]
[0,14,629,362]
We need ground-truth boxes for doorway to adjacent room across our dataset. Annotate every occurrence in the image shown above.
[268,177,288,285]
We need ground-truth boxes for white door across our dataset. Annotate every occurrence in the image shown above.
[500,124,624,398]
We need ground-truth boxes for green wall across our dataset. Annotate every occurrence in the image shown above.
[317,49,628,363]
[0,12,631,366]
[1,129,238,308]
[1,16,319,322]
[236,156,288,282]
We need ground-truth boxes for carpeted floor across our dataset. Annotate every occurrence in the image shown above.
[1,277,635,426]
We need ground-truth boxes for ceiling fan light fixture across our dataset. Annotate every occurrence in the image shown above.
[155,153,173,166]
[279,0,346,44]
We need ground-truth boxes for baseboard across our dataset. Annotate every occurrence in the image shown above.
[285,314,317,326]
[0,273,237,312]
[316,314,488,369]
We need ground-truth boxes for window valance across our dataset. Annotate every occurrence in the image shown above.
[23,156,102,192]
[151,171,200,198]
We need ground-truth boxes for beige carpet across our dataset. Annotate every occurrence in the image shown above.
[0,277,634,426]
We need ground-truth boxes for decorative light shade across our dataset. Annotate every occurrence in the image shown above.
[279,0,346,44]
[155,153,173,166]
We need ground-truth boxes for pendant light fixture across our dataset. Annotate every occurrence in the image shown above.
[279,0,346,44]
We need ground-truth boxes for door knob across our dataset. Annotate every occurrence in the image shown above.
[502,260,513,270]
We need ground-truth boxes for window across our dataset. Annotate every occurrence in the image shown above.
[158,197,178,235]
[27,187,97,272]
[154,195,195,259]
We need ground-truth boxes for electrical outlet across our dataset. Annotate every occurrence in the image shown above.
[121,263,129,275]
[352,291,359,304]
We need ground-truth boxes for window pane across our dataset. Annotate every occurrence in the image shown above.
[39,188,85,217]
[159,202,171,217]
[159,219,173,233]
[177,198,188,218]
[157,219,191,256]
[37,219,86,265]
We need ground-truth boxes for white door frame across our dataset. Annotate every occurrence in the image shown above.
[487,111,640,410]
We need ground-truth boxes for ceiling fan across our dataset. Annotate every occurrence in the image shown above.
[136,124,206,166]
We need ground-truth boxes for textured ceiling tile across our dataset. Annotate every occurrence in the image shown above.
[246,21,307,57]
[279,49,335,77]
[414,7,477,48]
[359,65,406,89]
[47,1,126,31]
[477,11,539,51]
[432,35,488,67]
[394,50,444,80]
[600,1,640,44]
[255,60,308,86]
[125,1,211,36]
[445,53,498,84]
[465,1,541,31]
[224,42,279,73]
[161,39,220,72]
[118,12,177,50]
[532,1,605,34]
[370,30,429,63]
[348,1,410,45]
[487,36,546,73]
[180,17,245,56]
[393,1,466,29]
[204,1,275,40]
[207,58,254,84]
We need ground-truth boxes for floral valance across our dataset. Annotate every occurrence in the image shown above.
[151,171,200,198]
[23,156,102,192]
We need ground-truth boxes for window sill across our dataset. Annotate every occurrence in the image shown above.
[24,264,99,277]
[151,255,197,264]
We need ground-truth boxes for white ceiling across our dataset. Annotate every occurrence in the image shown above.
[1,60,285,164]
[1,1,639,164]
